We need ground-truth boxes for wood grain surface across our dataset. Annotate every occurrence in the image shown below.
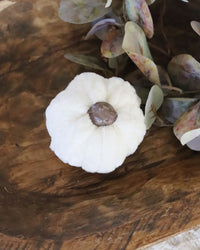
[0,0,200,249]
[147,226,200,250]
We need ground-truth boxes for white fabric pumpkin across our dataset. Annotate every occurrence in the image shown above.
[46,72,146,173]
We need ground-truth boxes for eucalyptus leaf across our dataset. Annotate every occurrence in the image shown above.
[59,0,110,24]
[181,128,200,145]
[187,135,200,151]
[173,101,200,143]
[101,27,124,58]
[108,54,128,71]
[137,87,149,104]
[123,22,152,59]
[168,54,200,91]
[157,66,172,86]
[94,27,110,41]
[105,0,112,8]
[92,12,122,40]
[125,70,151,104]
[64,53,110,72]
[145,85,164,129]
[85,18,121,40]
[191,21,200,36]
[125,69,151,86]
[108,57,118,69]
[122,22,160,85]
[162,98,197,124]
[125,0,154,38]
[146,0,156,4]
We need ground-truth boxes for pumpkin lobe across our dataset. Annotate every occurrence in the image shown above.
[88,102,118,127]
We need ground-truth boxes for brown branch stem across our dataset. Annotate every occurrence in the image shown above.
[159,0,173,57]
[148,42,170,57]
[161,85,183,94]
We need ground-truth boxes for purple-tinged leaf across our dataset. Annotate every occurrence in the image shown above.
[173,101,200,142]
[125,0,154,38]
[59,0,110,24]
[187,135,200,151]
[168,54,200,91]
[191,21,200,36]
[145,85,164,129]
[85,18,121,40]
[162,98,197,124]
[181,128,200,145]
[122,22,160,85]
[101,27,124,58]
[157,66,172,86]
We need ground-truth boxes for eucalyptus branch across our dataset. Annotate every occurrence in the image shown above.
[148,42,170,57]
[150,104,172,127]
[159,0,173,57]
[161,85,183,94]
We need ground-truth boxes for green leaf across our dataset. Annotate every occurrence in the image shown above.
[167,54,200,91]
[108,57,118,69]
[161,98,197,124]
[125,0,154,38]
[173,101,200,143]
[101,27,124,58]
[145,85,164,129]
[191,21,200,36]
[122,22,160,85]
[64,53,110,72]
[59,0,110,24]
[108,54,128,71]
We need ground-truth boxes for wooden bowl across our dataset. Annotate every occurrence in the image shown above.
[0,1,200,249]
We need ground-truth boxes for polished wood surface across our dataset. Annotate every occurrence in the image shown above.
[0,1,200,249]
